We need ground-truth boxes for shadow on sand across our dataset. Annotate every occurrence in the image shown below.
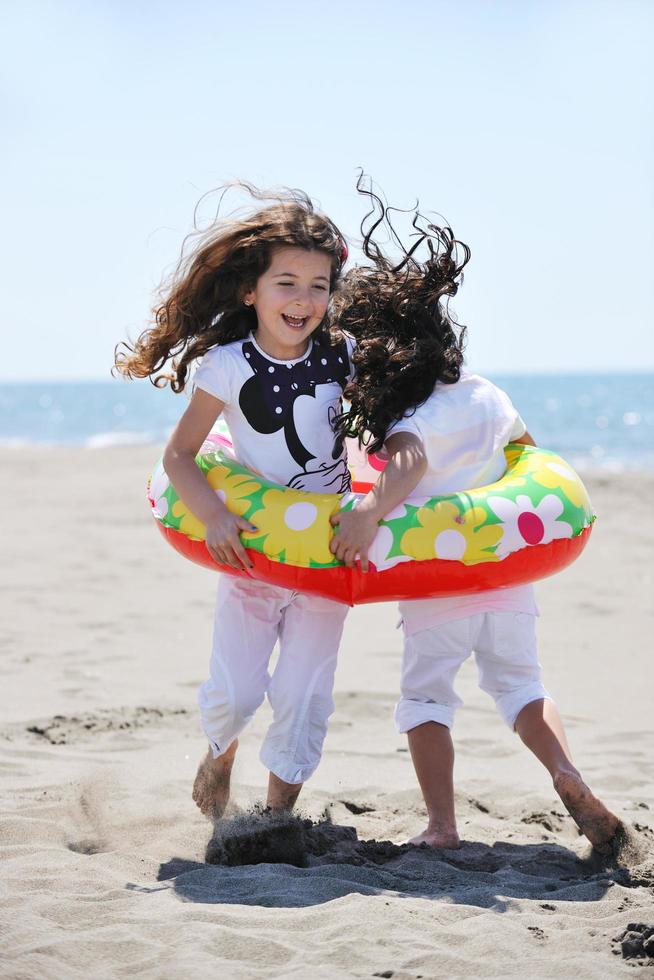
[144,811,651,910]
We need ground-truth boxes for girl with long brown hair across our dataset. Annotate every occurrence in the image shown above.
[115,185,352,818]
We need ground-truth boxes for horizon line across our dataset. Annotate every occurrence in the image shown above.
[2,368,653,385]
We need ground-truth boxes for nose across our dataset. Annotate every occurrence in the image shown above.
[292,291,311,312]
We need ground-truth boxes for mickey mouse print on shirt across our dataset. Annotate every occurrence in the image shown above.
[193,333,354,494]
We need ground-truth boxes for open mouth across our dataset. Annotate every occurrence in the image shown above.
[282,314,309,330]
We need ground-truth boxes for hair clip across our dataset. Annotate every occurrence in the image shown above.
[337,239,348,268]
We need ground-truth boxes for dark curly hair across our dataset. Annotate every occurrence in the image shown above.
[114,183,348,392]
[332,178,470,454]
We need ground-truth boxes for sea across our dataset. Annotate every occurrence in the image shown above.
[1,373,652,472]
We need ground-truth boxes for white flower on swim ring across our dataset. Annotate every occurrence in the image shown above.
[152,494,168,519]
[149,465,170,519]
[486,493,572,558]
[284,501,318,531]
[547,461,576,481]
[369,524,414,572]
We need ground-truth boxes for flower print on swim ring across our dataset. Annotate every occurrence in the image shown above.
[148,437,595,605]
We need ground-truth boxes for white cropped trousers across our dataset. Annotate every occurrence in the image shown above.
[395,611,551,733]
[198,575,348,785]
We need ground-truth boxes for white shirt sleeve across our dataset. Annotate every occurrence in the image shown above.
[192,346,235,405]
[381,415,426,462]
[386,414,422,440]
[490,380,527,440]
[509,412,527,440]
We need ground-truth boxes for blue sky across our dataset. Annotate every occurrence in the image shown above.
[3,0,653,380]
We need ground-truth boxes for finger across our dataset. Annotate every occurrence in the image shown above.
[209,545,227,567]
[330,536,342,558]
[232,539,254,571]
[210,542,237,570]
[222,543,246,570]
[342,548,356,568]
[359,554,369,573]
[237,518,258,533]
[351,547,366,570]
[329,513,341,527]
[333,540,349,562]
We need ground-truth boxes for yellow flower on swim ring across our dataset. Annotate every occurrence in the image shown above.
[206,464,262,512]
[530,459,591,512]
[244,488,339,567]
[401,501,502,565]
[172,465,261,541]
[171,501,205,541]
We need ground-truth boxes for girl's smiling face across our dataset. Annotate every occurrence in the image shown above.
[244,247,332,360]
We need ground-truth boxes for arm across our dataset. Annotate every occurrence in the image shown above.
[329,431,427,571]
[163,388,256,570]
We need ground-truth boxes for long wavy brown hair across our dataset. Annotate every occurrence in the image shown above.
[333,179,470,453]
[114,183,347,391]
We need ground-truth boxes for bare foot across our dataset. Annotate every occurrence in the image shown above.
[554,770,621,853]
[408,826,460,849]
[192,741,238,820]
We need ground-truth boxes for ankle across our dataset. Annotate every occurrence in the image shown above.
[425,816,457,834]
[553,765,581,784]
[267,778,302,813]
[267,790,301,812]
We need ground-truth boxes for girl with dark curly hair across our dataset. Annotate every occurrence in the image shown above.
[115,185,353,818]
[329,182,620,854]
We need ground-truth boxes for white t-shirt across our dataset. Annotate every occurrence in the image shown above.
[387,373,539,633]
[193,332,354,494]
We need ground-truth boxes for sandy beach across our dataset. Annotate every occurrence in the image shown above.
[2,446,653,979]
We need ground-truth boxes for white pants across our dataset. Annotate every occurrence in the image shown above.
[198,576,348,785]
[395,611,551,733]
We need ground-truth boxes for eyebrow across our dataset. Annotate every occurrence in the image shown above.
[273,272,330,282]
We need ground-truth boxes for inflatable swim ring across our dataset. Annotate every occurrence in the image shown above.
[148,433,595,605]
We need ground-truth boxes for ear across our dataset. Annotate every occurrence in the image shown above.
[243,289,255,307]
